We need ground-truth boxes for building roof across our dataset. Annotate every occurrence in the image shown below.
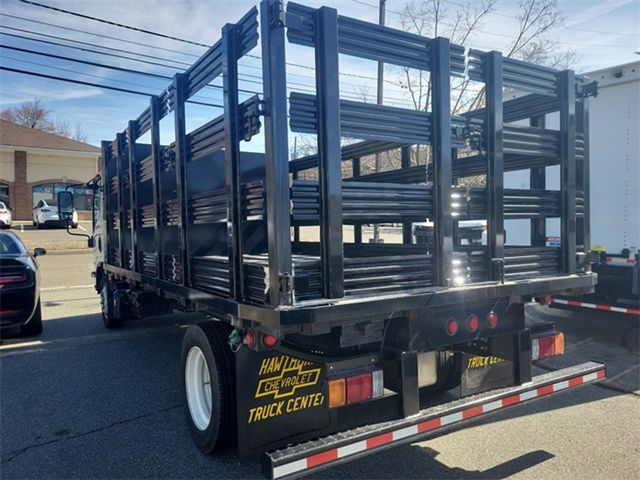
[0,120,101,153]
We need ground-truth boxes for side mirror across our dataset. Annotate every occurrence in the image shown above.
[57,191,74,222]
[33,247,46,257]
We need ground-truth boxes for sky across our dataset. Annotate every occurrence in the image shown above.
[0,0,638,147]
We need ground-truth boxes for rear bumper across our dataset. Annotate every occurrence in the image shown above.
[0,286,37,328]
[263,361,606,480]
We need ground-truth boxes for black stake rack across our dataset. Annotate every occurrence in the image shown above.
[101,0,597,328]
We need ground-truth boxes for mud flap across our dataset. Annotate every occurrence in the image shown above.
[235,347,334,460]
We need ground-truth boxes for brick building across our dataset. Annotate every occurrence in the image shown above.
[0,120,100,220]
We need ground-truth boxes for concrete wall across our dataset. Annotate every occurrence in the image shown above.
[0,150,14,183]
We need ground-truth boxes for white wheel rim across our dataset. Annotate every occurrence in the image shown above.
[185,346,212,431]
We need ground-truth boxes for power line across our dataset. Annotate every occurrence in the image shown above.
[0,54,219,103]
[0,65,223,108]
[17,0,401,87]
[0,44,261,97]
[18,0,210,47]
[0,13,201,58]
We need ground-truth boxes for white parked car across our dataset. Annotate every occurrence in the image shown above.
[0,201,11,229]
[32,200,78,229]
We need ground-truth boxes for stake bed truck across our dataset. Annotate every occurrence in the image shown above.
[59,2,605,477]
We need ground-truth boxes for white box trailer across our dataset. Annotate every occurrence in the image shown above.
[552,62,639,314]
[587,62,639,256]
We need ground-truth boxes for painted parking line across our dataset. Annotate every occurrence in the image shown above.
[42,285,94,292]
[78,224,87,231]
[0,340,45,351]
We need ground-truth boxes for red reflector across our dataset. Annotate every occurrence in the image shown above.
[446,318,458,336]
[306,449,338,468]
[0,272,27,284]
[346,373,372,404]
[467,315,479,332]
[366,432,393,449]
[487,311,498,329]
[0,310,19,316]
[538,336,555,358]
[242,330,255,347]
[262,334,277,348]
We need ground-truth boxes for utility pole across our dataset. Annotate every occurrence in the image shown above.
[373,0,385,243]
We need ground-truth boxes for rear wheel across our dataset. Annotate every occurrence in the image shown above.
[21,300,43,336]
[182,322,236,453]
[100,282,127,329]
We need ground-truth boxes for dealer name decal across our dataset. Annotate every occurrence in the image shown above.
[467,355,505,369]
[248,355,324,424]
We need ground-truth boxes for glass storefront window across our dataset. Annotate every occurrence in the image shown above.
[0,182,9,208]
[32,183,93,211]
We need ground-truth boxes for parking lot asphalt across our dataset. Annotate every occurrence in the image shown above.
[9,221,93,252]
[1,253,639,479]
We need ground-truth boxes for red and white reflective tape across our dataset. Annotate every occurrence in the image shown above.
[605,257,636,265]
[552,297,640,316]
[272,369,606,479]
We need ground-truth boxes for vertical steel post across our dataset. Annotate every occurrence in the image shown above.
[127,120,139,273]
[530,115,546,247]
[260,0,292,306]
[430,37,454,286]
[485,51,505,281]
[101,140,112,263]
[352,157,362,244]
[173,73,189,285]
[576,99,590,252]
[115,133,126,268]
[559,70,576,274]
[315,6,344,298]
[223,24,244,301]
[401,146,412,244]
[149,96,163,279]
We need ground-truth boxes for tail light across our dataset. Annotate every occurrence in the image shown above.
[446,318,459,336]
[262,334,277,348]
[532,333,565,360]
[0,209,6,213]
[41,208,50,212]
[242,330,255,347]
[328,369,384,409]
[0,272,27,284]
[467,314,480,332]
[346,373,372,404]
[328,378,346,408]
[486,311,498,329]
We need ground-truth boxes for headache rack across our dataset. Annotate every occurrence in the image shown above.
[101,0,597,326]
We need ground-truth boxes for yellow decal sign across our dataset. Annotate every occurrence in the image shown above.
[256,355,321,399]
[248,354,324,424]
[467,355,505,369]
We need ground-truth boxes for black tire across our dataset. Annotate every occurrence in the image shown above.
[182,322,236,453]
[72,223,78,229]
[21,300,43,336]
[100,283,124,329]
[36,221,42,229]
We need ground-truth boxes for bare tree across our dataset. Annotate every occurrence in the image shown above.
[72,121,89,143]
[0,98,54,131]
[1,98,90,143]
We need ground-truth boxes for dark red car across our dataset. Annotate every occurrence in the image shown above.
[0,231,45,336]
